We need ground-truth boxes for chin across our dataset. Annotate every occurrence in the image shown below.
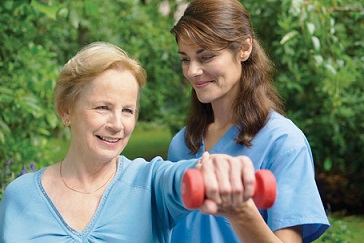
[197,97,213,104]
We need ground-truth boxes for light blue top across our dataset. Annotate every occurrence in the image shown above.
[168,111,330,243]
[0,156,198,243]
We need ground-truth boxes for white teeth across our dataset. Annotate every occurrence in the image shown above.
[99,136,119,143]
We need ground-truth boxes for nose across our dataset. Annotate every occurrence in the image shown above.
[186,60,203,78]
[108,112,124,132]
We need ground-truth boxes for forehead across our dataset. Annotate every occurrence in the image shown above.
[177,37,228,56]
[178,41,204,55]
[81,69,139,101]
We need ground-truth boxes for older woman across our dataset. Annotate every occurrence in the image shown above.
[0,42,257,242]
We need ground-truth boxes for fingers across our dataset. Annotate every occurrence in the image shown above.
[199,199,219,214]
[214,156,235,207]
[198,153,255,213]
[230,157,244,205]
[241,156,255,201]
[200,152,222,205]
[196,151,209,170]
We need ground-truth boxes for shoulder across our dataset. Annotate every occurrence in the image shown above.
[1,171,39,206]
[247,111,313,168]
[4,172,37,194]
[168,127,193,161]
[169,127,187,147]
[257,111,309,148]
[266,112,303,135]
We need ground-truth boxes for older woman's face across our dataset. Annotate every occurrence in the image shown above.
[66,68,138,162]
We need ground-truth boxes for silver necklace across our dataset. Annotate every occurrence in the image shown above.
[59,160,116,194]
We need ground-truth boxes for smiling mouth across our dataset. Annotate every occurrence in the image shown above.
[195,81,212,88]
[97,135,121,143]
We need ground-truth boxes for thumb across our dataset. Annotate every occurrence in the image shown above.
[196,151,210,169]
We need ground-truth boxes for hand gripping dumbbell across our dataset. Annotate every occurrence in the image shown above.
[182,169,277,209]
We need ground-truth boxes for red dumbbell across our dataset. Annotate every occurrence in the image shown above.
[182,169,277,209]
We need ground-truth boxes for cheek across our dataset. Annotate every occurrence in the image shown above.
[85,113,106,128]
[124,118,136,135]
[220,61,242,82]
[182,66,189,79]
[71,112,94,132]
[216,59,238,74]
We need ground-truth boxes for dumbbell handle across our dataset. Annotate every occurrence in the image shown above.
[181,169,277,209]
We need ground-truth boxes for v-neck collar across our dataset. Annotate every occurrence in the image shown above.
[200,125,239,155]
[37,158,122,239]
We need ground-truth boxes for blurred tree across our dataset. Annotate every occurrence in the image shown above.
[265,0,364,212]
[0,1,64,194]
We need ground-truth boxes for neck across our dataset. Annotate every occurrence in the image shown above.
[59,158,118,194]
[210,97,235,128]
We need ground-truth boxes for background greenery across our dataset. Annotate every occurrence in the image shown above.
[1,0,363,240]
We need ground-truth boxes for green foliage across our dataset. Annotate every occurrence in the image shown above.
[121,122,172,160]
[313,213,364,243]
[317,217,352,243]
[0,1,64,195]
[233,0,364,211]
[271,0,364,206]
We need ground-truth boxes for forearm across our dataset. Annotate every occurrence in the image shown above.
[225,200,282,243]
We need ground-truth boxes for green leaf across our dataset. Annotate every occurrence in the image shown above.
[290,0,304,16]
[280,31,299,45]
[307,22,315,35]
[19,96,42,117]
[0,119,10,144]
[324,157,332,171]
[314,55,323,65]
[69,9,80,29]
[46,112,59,129]
[31,0,60,20]
[0,131,4,144]
[312,36,321,51]
[36,127,50,136]
[0,118,10,133]
[325,63,337,75]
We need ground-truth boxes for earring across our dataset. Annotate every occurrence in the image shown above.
[65,119,70,127]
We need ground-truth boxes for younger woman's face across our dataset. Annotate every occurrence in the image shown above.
[177,41,244,105]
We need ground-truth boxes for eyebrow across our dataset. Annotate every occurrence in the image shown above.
[178,48,206,55]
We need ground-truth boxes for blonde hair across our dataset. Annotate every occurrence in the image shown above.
[54,42,147,117]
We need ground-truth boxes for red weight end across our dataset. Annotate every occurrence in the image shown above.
[253,170,277,209]
[182,169,205,209]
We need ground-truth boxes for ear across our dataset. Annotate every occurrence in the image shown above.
[60,109,71,126]
[239,37,253,62]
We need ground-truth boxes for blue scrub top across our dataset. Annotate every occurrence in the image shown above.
[168,111,330,243]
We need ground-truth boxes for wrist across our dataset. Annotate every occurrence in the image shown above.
[225,199,259,222]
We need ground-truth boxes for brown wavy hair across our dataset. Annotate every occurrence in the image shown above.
[170,0,284,154]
